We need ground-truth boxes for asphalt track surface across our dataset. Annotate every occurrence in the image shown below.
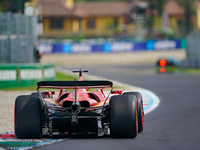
[38,65,200,150]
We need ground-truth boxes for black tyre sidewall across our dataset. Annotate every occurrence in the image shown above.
[31,92,46,98]
[123,92,144,133]
[110,94,138,138]
[15,95,42,138]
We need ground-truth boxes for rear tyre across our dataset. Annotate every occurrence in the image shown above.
[110,95,138,138]
[15,95,42,138]
[123,92,144,133]
[31,92,46,98]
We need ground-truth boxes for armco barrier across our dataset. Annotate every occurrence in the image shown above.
[0,64,55,88]
[38,39,186,54]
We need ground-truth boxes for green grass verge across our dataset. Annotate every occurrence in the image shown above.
[0,71,78,91]
[156,67,200,74]
[55,71,78,81]
[181,68,200,74]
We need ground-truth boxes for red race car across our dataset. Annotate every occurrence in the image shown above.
[14,69,144,138]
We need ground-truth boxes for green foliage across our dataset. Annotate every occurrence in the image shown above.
[146,0,168,14]
[75,0,130,1]
[62,33,87,42]
[145,0,196,37]
[0,0,10,11]
[144,0,168,38]
[175,0,196,35]
[10,0,30,13]
[0,0,30,13]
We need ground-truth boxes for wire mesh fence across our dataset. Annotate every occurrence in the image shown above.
[179,32,200,68]
[0,12,37,63]
[187,32,200,60]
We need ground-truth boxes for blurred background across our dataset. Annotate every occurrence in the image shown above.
[1,0,200,143]
[0,0,200,88]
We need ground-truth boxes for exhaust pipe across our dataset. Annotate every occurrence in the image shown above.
[71,104,80,113]
[71,103,80,124]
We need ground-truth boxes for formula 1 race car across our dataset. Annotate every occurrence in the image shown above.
[14,69,144,138]
[156,57,179,67]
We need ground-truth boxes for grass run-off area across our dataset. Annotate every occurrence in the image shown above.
[0,71,78,91]
[156,66,200,74]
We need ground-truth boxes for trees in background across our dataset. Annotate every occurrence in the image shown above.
[175,0,196,35]
[0,0,196,38]
[75,0,130,1]
[145,0,168,38]
[0,0,29,13]
[145,0,196,38]
[0,0,11,11]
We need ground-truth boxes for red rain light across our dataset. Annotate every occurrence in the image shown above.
[159,59,167,67]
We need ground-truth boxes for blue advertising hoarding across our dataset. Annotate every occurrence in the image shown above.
[38,39,185,54]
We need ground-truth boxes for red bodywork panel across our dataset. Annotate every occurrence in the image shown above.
[51,76,108,107]
[55,88,106,107]
[38,73,122,109]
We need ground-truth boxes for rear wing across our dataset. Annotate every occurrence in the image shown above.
[37,80,113,89]
[37,80,113,113]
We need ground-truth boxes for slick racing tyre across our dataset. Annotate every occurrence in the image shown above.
[123,92,144,133]
[110,95,138,138]
[31,92,46,98]
[15,95,42,138]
